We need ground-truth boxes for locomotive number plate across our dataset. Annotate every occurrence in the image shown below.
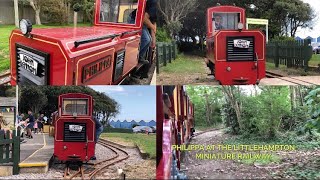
[69,125,83,132]
[234,39,250,49]
[17,50,40,75]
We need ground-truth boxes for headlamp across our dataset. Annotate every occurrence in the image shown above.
[20,19,32,35]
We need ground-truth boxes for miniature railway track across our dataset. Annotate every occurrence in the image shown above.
[266,71,318,85]
[0,72,10,85]
[65,139,129,180]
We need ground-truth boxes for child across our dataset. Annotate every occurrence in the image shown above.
[34,119,38,134]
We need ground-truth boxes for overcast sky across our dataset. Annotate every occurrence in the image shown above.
[295,0,320,38]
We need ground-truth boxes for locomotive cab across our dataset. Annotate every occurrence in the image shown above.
[10,0,147,85]
[54,93,95,162]
[206,6,266,85]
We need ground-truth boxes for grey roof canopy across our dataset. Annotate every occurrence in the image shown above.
[0,97,17,107]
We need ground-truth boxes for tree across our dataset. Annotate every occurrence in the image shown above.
[222,86,243,131]
[158,0,198,37]
[19,86,48,114]
[186,86,223,127]
[14,0,19,27]
[304,87,320,133]
[27,0,44,25]
[273,0,314,37]
[18,86,120,127]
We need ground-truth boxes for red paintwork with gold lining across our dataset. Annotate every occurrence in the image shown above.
[10,0,146,85]
[206,6,266,85]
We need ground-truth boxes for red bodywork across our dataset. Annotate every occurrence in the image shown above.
[54,93,95,162]
[206,6,266,85]
[157,86,194,180]
[10,0,146,85]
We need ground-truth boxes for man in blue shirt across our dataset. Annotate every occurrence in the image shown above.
[91,115,104,160]
[26,110,34,139]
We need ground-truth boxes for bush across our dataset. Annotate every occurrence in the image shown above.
[42,0,68,24]
[156,27,172,42]
[272,36,295,41]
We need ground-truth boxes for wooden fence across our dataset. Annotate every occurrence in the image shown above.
[0,129,20,175]
[266,39,313,71]
[156,42,178,74]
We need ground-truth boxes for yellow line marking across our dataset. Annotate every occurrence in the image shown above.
[19,133,47,166]
[19,162,47,167]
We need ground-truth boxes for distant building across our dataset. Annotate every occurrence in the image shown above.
[305,36,316,43]
[110,120,156,129]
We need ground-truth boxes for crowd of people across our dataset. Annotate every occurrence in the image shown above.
[17,110,50,139]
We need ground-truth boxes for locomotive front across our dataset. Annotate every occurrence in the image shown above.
[10,0,146,86]
[206,6,266,85]
[54,93,95,162]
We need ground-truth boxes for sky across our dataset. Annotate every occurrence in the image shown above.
[295,0,320,38]
[90,86,156,122]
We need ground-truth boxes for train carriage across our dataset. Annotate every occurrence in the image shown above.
[157,86,194,180]
[10,0,152,86]
[54,93,95,163]
[206,5,266,85]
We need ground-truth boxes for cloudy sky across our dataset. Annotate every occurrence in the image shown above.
[295,0,320,38]
[90,86,156,122]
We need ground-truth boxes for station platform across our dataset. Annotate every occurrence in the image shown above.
[19,133,54,174]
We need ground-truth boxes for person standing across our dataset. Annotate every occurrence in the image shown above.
[34,118,38,134]
[26,110,34,139]
[137,0,158,78]
[91,116,104,160]
[38,114,44,133]
[139,0,157,63]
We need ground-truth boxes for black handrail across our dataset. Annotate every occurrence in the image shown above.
[74,34,120,48]
[121,30,141,37]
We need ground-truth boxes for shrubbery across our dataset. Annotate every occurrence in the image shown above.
[156,27,172,42]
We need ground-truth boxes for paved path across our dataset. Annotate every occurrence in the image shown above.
[20,133,53,163]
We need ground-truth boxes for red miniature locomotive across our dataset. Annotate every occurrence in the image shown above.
[206,6,266,85]
[10,0,148,85]
[156,86,194,180]
[54,93,95,162]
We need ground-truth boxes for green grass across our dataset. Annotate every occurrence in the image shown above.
[196,124,224,131]
[103,127,133,133]
[266,61,287,70]
[0,23,91,73]
[309,54,320,67]
[161,54,204,74]
[101,132,156,159]
[281,159,320,179]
